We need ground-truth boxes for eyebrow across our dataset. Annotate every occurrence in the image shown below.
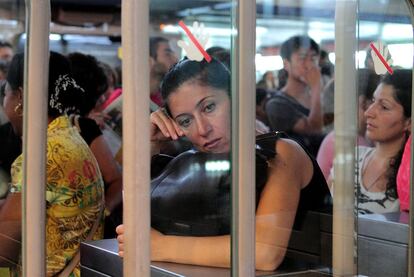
[173,96,213,120]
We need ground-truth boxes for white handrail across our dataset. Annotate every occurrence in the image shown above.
[121,0,151,275]
[22,0,50,275]
[333,0,357,275]
[231,0,256,276]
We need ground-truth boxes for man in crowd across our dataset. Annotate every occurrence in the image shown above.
[265,35,325,155]
[149,36,178,108]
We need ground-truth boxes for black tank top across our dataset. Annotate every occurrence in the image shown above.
[256,132,332,230]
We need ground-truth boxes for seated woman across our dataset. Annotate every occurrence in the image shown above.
[317,68,379,180]
[0,52,104,276]
[330,69,411,214]
[116,58,331,271]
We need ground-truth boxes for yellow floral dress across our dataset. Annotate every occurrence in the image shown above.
[10,115,104,277]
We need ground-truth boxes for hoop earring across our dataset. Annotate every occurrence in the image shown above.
[14,103,23,116]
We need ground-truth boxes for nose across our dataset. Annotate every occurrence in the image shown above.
[195,115,212,137]
[364,102,375,118]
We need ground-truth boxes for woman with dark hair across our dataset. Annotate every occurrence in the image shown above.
[342,69,411,214]
[116,58,331,271]
[0,51,104,276]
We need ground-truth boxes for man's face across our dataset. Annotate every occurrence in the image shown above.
[284,48,319,84]
[154,42,178,72]
[0,47,13,62]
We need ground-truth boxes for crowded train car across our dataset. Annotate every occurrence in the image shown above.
[0,0,413,276]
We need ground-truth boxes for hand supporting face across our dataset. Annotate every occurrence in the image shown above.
[150,108,184,141]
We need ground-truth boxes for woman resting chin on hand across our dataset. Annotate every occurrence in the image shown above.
[116,58,331,271]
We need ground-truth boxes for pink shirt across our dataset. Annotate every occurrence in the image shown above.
[316,131,372,181]
[397,135,411,212]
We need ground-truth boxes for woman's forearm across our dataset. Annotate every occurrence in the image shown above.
[153,233,231,268]
[90,136,123,212]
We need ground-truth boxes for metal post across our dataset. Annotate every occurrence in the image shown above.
[22,0,50,276]
[231,0,256,276]
[333,0,357,276]
[121,0,151,276]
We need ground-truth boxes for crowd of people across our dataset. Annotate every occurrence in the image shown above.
[254,35,412,217]
[0,32,411,275]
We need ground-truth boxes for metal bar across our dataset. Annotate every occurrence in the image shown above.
[231,0,256,276]
[121,0,151,275]
[333,0,357,276]
[22,0,50,276]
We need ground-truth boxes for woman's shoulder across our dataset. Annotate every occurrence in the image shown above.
[272,137,314,188]
[276,137,310,162]
[255,132,310,164]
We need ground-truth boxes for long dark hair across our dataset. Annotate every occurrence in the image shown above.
[382,69,412,200]
[160,58,230,115]
[67,52,108,115]
[7,51,85,117]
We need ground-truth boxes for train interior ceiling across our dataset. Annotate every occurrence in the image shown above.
[0,0,411,72]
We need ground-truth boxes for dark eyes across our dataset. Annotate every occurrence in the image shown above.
[176,101,217,128]
[178,117,192,128]
[204,102,216,113]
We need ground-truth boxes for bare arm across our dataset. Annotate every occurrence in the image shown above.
[0,193,22,262]
[117,139,313,271]
[90,135,123,213]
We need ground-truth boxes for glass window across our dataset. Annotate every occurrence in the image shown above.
[356,1,413,276]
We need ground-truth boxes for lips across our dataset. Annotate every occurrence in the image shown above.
[366,122,377,130]
[204,138,221,150]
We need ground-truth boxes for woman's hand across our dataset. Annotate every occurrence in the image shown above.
[116,224,125,257]
[116,224,165,259]
[150,109,184,142]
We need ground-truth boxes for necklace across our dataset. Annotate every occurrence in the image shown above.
[361,150,388,192]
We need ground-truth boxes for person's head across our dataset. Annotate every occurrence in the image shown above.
[161,58,231,153]
[256,87,269,122]
[0,41,13,62]
[3,51,85,136]
[357,68,380,136]
[101,62,118,92]
[67,52,108,115]
[319,49,333,77]
[280,35,320,84]
[364,69,412,144]
[0,60,9,80]
[262,71,274,82]
[277,68,288,90]
[150,36,178,72]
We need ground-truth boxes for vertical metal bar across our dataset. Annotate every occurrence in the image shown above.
[231,0,256,276]
[22,0,50,276]
[333,0,357,276]
[407,3,414,277]
[121,0,151,276]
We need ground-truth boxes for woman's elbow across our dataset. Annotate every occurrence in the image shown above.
[255,243,287,271]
